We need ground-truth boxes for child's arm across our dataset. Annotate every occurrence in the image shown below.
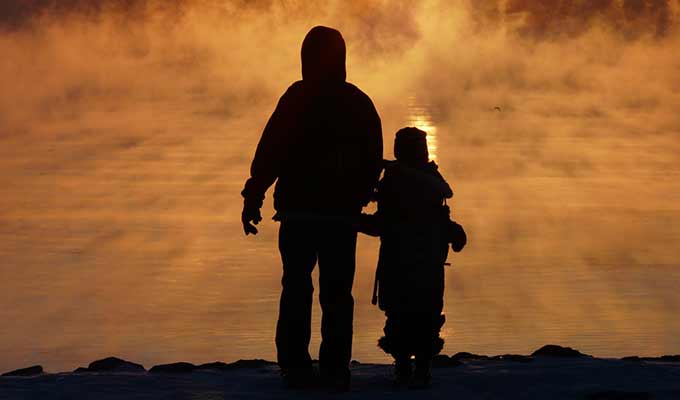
[431,170,454,199]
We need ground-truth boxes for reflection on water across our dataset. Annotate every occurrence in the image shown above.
[407,96,438,161]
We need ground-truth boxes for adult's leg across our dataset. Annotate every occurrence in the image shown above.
[275,221,317,372]
[317,223,357,375]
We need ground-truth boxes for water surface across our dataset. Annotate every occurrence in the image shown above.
[2,96,680,372]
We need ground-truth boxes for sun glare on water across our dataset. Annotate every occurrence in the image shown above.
[407,96,438,161]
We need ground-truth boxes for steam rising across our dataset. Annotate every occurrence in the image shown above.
[2,0,680,371]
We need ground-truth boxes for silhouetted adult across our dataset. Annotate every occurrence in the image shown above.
[241,26,382,390]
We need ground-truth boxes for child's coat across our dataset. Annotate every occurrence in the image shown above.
[365,160,453,314]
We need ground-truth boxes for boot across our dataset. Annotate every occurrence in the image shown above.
[409,355,432,389]
[320,367,351,393]
[394,355,412,385]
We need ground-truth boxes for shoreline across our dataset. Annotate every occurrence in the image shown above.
[2,345,680,399]
[3,344,680,376]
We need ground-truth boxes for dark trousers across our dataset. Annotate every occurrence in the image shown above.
[379,312,445,359]
[275,220,357,374]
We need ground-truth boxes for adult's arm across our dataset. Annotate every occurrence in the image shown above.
[360,98,383,206]
[241,86,299,234]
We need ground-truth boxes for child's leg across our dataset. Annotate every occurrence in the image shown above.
[379,312,415,383]
[394,352,412,384]
[411,314,446,388]
[379,312,411,356]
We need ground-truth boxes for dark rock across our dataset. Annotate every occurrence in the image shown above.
[226,359,277,369]
[491,354,533,363]
[87,357,145,372]
[531,345,591,358]
[450,352,490,361]
[431,355,462,368]
[149,362,196,374]
[586,391,652,400]
[196,359,277,371]
[195,362,229,371]
[72,367,90,373]
[2,365,43,377]
[622,354,680,362]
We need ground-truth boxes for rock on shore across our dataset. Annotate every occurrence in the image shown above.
[1,365,43,377]
[74,357,145,373]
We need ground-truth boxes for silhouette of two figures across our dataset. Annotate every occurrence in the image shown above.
[242,26,466,391]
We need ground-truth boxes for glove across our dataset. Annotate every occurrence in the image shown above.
[449,221,467,252]
[242,202,262,235]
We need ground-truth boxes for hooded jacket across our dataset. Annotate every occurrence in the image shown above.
[372,161,452,313]
[242,26,383,217]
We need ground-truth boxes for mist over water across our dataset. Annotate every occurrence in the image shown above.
[2,1,680,372]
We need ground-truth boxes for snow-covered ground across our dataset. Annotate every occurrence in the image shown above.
[2,355,680,400]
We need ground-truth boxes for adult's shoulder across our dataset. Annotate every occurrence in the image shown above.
[343,82,378,111]
[280,80,306,98]
[343,82,373,101]
[270,81,307,111]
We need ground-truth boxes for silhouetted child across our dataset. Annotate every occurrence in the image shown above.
[360,127,466,388]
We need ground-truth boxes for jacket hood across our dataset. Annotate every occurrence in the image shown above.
[301,26,346,83]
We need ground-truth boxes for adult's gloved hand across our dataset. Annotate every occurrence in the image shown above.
[242,203,262,235]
